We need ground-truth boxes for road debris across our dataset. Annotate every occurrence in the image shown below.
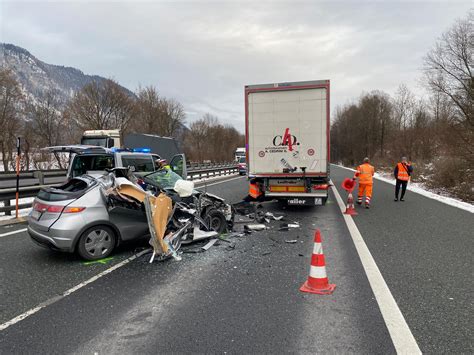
[244,224,267,231]
[201,238,218,251]
[278,222,300,231]
[285,240,297,244]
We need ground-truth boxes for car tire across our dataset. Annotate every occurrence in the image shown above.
[204,209,227,234]
[77,225,117,260]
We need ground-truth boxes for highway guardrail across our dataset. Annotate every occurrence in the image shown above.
[0,163,239,215]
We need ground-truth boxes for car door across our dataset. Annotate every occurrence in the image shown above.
[169,154,187,179]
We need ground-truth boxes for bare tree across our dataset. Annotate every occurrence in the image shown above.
[132,86,186,138]
[67,79,135,133]
[423,11,473,157]
[27,90,67,167]
[0,69,23,171]
[184,113,244,162]
[158,98,186,137]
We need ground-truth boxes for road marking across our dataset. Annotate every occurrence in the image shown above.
[0,249,150,332]
[331,182,421,354]
[196,175,245,188]
[0,175,243,330]
[0,228,28,238]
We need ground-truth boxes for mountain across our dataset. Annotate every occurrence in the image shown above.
[0,43,133,104]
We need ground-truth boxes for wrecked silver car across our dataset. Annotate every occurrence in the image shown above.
[28,165,234,261]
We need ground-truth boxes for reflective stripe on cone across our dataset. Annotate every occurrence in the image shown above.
[300,229,336,295]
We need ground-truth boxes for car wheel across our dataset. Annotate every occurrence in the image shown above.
[77,225,116,260]
[205,209,227,234]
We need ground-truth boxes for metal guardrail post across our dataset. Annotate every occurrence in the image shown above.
[33,171,45,185]
[4,200,11,216]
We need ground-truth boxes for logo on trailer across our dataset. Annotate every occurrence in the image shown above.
[266,128,300,154]
[258,151,265,157]
[307,148,315,156]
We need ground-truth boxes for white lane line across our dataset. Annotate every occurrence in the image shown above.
[0,175,243,330]
[0,228,28,238]
[331,182,421,354]
[195,175,245,188]
[0,249,150,332]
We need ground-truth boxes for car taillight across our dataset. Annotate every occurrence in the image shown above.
[63,207,86,213]
[33,202,64,213]
[33,202,84,213]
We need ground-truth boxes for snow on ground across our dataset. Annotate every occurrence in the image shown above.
[0,197,34,221]
[335,165,474,213]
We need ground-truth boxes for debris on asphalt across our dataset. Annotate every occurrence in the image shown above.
[262,251,272,256]
[244,224,267,231]
[285,240,297,244]
[201,238,218,251]
[278,222,300,231]
[265,212,284,221]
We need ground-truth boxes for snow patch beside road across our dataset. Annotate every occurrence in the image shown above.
[333,164,474,213]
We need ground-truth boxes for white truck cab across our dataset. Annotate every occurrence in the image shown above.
[81,130,121,148]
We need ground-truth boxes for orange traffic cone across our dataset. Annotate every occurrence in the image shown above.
[300,230,336,295]
[344,192,358,215]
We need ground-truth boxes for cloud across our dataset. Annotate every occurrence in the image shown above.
[1,0,472,131]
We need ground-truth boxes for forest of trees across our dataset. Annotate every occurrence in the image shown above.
[331,12,472,201]
[0,74,245,171]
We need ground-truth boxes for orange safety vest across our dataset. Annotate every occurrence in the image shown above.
[356,163,374,184]
[249,183,262,199]
[397,163,410,181]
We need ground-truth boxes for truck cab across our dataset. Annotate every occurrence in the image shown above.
[81,130,121,148]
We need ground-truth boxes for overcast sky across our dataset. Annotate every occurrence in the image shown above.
[1,1,471,131]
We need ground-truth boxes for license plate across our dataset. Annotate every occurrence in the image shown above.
[314,198,323,205]
[31,210,41,220]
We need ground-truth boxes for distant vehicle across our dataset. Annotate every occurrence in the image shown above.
[81,130,121,148]
[234,147,245,162]
[237,157,247,175]
[42,145,186,179]
[245,80,330,206]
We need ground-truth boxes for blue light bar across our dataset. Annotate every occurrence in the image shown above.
[132,147,151,153]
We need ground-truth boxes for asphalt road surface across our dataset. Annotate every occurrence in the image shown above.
[0,170,472,354]
[331,165,473,354]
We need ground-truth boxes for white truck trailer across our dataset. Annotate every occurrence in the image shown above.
[245,80,330,206]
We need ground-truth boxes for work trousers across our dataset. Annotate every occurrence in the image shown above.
[358,183,373,205]
[395,179,408,199]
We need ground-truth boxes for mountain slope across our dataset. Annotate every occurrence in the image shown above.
[0,43,133,104]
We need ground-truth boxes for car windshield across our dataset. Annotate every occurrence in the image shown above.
[238,157,246,163]
[142,168,183,190]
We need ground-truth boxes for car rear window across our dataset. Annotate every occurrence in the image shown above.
[238,157,246,163]
[121,155,154,172]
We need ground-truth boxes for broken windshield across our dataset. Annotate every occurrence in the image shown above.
[142,168,183,190]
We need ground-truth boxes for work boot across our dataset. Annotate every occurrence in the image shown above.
[394,198,398,201]
[357,201,362,205]
[365,204,370,209]
[400,198,405,201]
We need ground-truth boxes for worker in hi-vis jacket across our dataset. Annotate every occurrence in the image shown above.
[394,157,413,201]
[355,157,375,209]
